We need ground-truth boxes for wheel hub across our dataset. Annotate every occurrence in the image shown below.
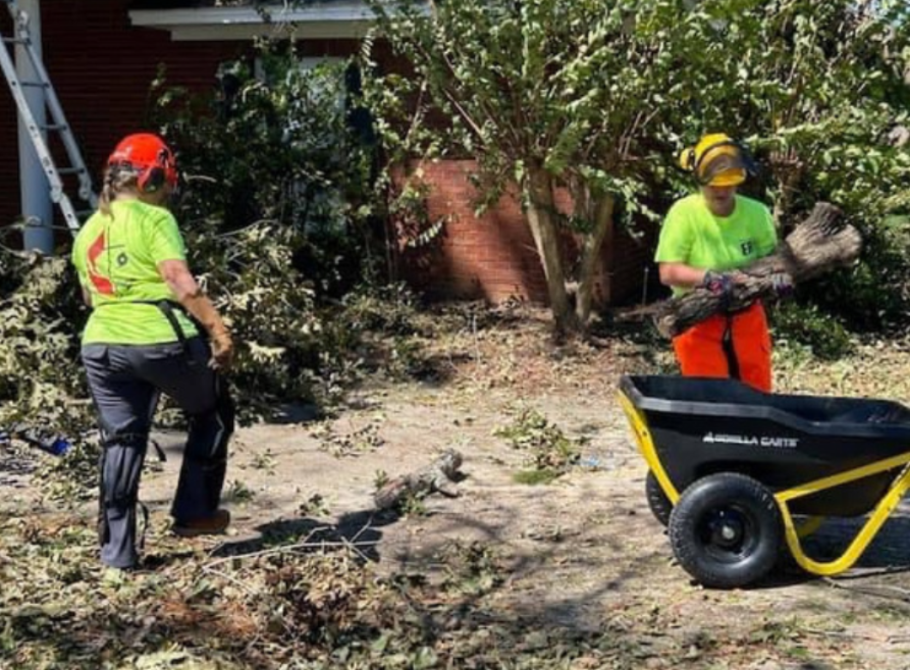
[708,510,745,549]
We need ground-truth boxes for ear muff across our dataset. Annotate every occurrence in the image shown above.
[678,147,696,171]
[138,166,166,193]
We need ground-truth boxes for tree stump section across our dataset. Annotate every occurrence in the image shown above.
[653,202,862,338]
[374,448,464,510]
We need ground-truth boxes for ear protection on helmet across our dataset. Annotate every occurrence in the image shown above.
[107,133,178,194]
[136,150,170,193]
[678,147,697,171]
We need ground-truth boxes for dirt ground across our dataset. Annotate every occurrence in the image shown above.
[5,309,910,669]
[125,313,910,670]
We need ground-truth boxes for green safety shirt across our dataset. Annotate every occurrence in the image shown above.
[654,194,777,296]
[72,199,199,345]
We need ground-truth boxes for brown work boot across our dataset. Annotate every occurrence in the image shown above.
[172,509,231,538]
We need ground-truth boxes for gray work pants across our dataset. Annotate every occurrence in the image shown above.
[82,336,234,569]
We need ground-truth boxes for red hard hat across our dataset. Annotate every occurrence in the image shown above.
[107,133,178,192]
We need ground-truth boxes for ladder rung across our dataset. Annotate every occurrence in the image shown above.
[2,37,29,45]
[42,124,67,132]
[18,81,49,88]
[57,167,86,175]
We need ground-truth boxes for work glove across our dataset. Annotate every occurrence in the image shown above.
[768,272,795,299]
[209,326,234,371]
[699,270,736,297]
[180,292,234,371]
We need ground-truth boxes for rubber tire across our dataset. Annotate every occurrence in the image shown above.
[646,470,673,527]
[668,472,782,589]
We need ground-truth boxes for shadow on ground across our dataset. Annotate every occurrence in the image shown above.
[209,507,402,563]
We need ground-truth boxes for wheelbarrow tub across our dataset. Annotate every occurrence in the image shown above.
[620,375,910,517]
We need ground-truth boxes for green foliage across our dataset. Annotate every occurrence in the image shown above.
[0,254,102,500]
[399,491,428,516]
[365,0,712,329]
[333,283,433,381]
[0,255,90,434]
[438,540,504,597]
[0,43,412,499]
[677,0,910,327]
[0,514,613,670]
[494,407,583,479]
[148,45,391,416]
[771,301,855,361]
[310,414,386,458]
[225,479,256,504]
[807,216,910,332]
[512,468,563,485]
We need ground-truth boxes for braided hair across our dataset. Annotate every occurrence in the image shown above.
[98,165,141,218]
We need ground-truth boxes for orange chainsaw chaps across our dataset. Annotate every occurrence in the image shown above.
[671,301,772,393]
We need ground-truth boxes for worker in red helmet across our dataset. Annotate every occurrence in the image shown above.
[72,132,235,570]
[654,133,791,392]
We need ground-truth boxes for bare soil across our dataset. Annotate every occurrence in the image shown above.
[5,308,910,669]
[133,310,910,670]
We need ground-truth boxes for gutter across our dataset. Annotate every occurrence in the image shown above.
[129,1,378,41]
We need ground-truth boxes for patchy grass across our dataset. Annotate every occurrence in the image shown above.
[512,468,564,485]
[494,406,586,478]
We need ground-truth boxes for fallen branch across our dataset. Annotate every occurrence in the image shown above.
[374,448,464,510]
[651,202,862,338]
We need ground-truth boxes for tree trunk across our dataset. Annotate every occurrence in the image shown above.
[574,194,615,327]
[524,166,575,335]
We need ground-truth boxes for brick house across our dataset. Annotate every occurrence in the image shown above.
[0,0,657,307]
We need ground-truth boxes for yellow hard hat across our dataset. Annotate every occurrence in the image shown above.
[679,133,752,186]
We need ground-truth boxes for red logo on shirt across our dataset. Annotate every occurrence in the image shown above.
[87,231,114,295]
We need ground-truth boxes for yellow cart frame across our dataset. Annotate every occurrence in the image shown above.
[620,391,910,577]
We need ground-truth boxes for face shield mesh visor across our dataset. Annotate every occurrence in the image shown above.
[695,145,757,186]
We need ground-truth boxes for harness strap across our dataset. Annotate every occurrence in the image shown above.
[136,501,150,552]
[721,314,742,381]
[96,298,203,359]
[155,300,190,351]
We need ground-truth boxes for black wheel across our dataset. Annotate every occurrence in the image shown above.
[668,473,782,589]
[646,470,673,527]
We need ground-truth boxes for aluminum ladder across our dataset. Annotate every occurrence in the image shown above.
[0,0,96,235]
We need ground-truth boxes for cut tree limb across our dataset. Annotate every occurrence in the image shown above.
[652,202,862,339]
[373,448,464,510]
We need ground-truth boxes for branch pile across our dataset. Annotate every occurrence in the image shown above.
[652,202,862,338]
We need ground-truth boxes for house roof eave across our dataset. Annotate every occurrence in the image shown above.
[128,2,377,41]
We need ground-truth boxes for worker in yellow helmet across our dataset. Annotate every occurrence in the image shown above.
[654,133,790,392]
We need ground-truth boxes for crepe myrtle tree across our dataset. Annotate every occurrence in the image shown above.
[679,0,910,223]
[365,0,713,335]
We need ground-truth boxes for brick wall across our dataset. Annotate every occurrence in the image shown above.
[395,160,658,307]
[609,219,660,306]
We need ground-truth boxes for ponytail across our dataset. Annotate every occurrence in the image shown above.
[98,167,140,217]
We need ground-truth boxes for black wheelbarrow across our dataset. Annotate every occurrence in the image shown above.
[618,375,910,589]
